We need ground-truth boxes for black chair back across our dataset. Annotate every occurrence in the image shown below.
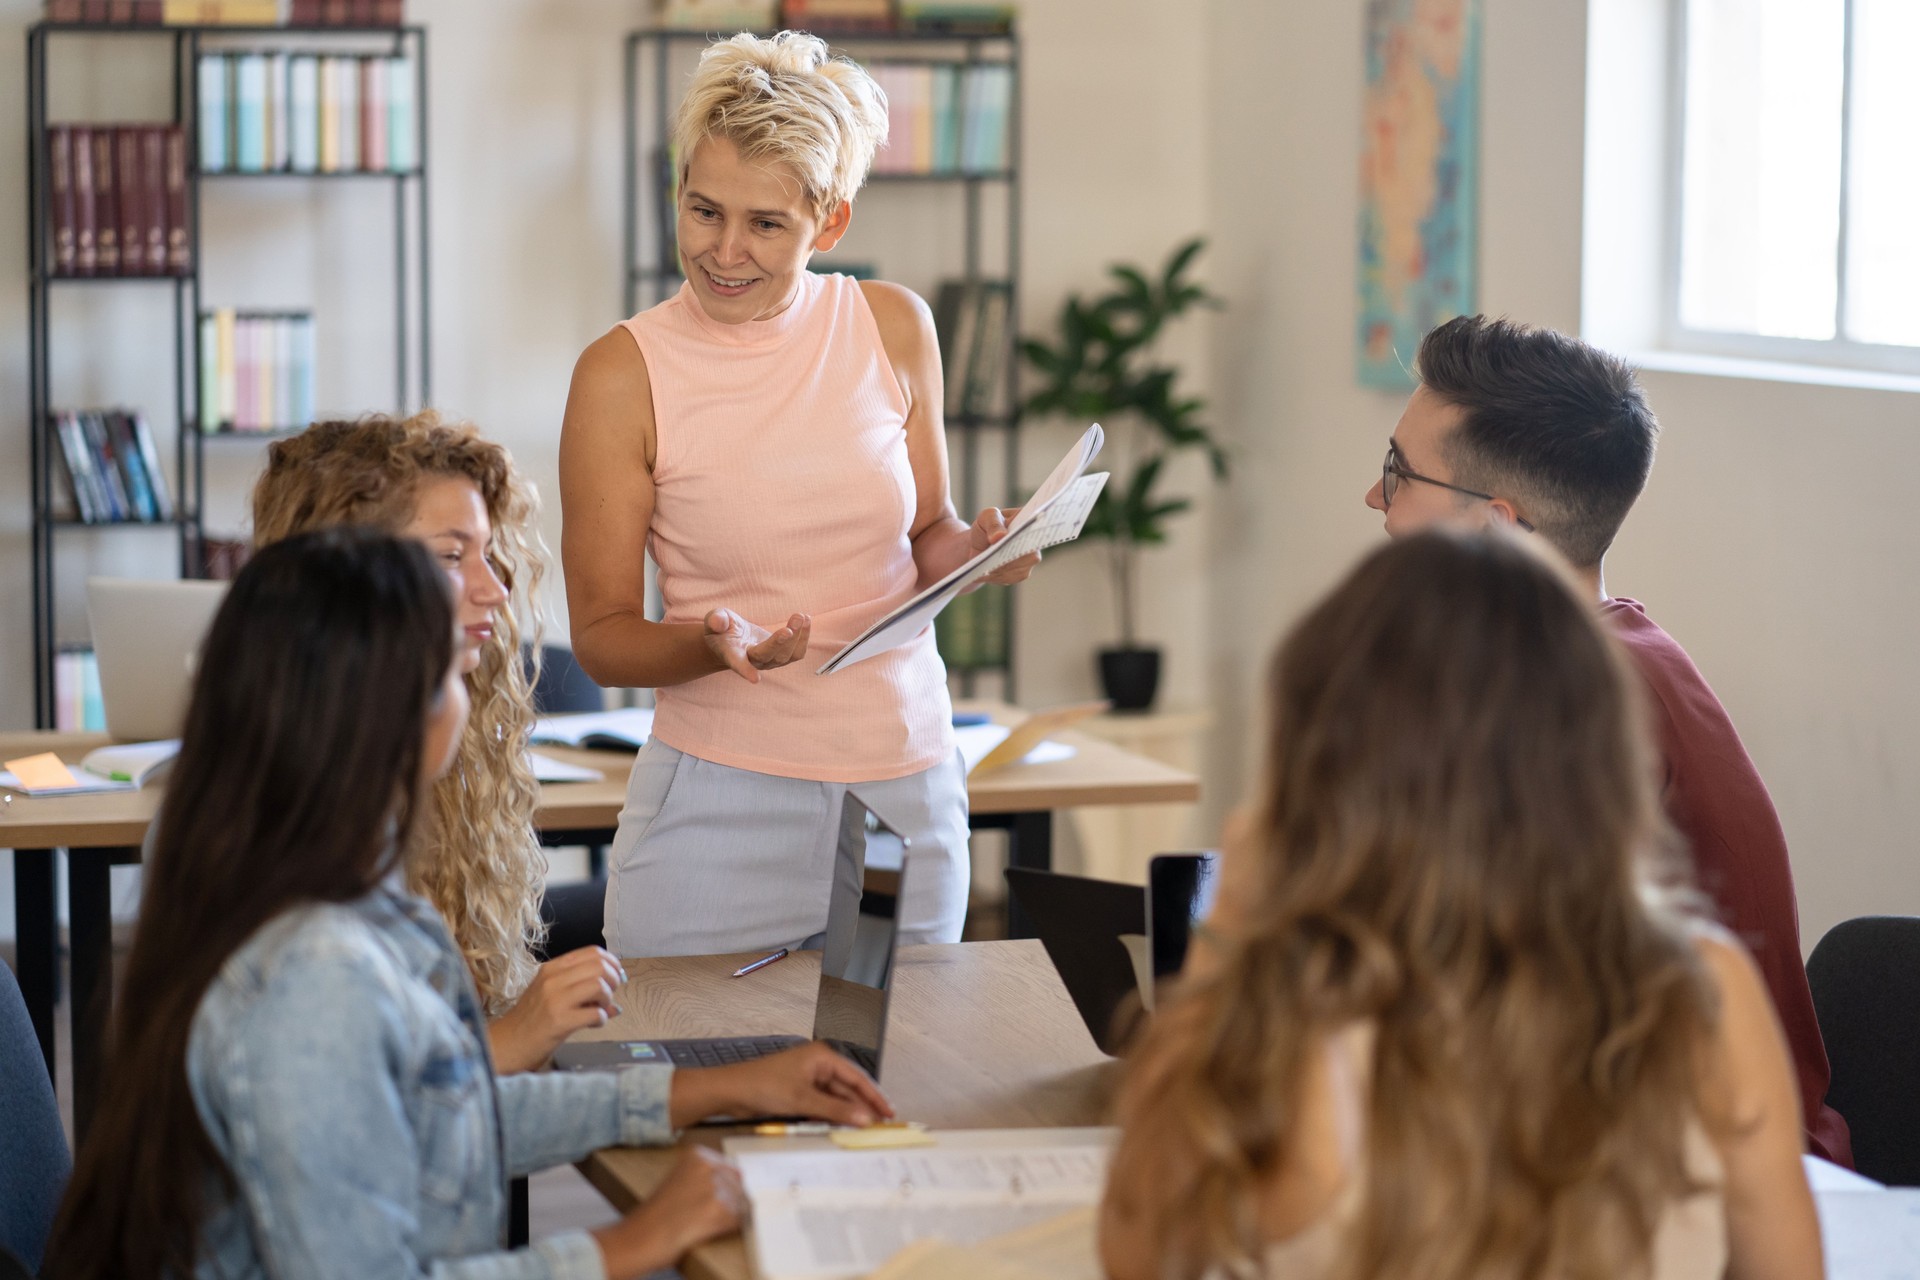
[0,960,71,1271]
[1806,915,1920,1185]
[527,644,604,715]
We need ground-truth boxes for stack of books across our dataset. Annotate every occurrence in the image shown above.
[52,648,106,733]
[932,278,1012,420]
[197,309,317,434]
[44,1,404,22]
[656,0,776,29]
[45,125,191,278]
[198,52,417,173]
[780,0,891,34]
[896,3,1013,36]
[51,409,175,524]
[868,63,1013,176]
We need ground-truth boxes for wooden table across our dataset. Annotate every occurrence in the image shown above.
[1,719,1194,1138]
[574,940,1114,1280]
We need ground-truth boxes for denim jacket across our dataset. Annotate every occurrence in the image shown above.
[185,884,674,1279]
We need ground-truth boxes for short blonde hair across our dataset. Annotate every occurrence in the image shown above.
[672,30,888,216]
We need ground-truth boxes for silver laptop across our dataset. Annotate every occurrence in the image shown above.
[86,577,228,741]
[552,803,911,1081]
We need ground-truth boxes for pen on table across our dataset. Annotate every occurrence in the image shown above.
[752,1122,834,1136]
[731,948,789,978]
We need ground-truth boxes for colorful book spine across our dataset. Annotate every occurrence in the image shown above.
[164,126,190,273]
[335,54,359,171]
[198,54,229,172]
[199,310,315,432]
[288,55,319,171]
[91,129,119,274]
[115,127,146,277]
[235,53,268,171]
[387,56,415,172]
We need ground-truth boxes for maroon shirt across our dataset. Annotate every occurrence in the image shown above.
[1603,598,1851,1167]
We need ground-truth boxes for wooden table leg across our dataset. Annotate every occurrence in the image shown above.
[11,847,59,1079]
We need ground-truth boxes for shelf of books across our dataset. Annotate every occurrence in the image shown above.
[24,5,428,728]
[625,2,1022,695]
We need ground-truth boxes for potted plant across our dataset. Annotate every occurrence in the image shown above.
[1019,237,1228,711]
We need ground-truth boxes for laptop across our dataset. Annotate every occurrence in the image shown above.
[552,805,910,1080]
[1005,852,1221,1057]
[86,577,228,742]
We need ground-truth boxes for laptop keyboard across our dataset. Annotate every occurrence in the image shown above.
[653,1035,806,1068]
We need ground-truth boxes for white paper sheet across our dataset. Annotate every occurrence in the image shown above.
[1816,1188,1920,1279]
[529,706,654,750]
[819,425,1107,676]
[727,1129,1115,1280]
[526,751,605,784]
[952,725,1076,774]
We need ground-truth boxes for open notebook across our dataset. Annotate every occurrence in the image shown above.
[819,424,1108,675]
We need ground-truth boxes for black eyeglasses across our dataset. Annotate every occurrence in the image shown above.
[1381,443,1534,532]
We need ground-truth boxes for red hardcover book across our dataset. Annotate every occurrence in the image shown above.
[46,1,85,21]
[375,0,401,24]
[91,128,119,275]
[115,127,146,276]
[288,0,320,23]
[134,0,162,21]
[322,0,350,25]
[140,127,167,274]
[163,127,190,275]
[107,1,135,21]
[48,127,77,276]
[80,0,110,20]
[72,125,97,276]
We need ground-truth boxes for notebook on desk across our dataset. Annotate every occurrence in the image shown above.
[552,804,910,1079]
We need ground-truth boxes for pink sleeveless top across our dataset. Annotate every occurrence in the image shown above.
[621,272,953,783]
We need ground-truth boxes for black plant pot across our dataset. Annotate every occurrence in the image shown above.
[1098,647,1161,712]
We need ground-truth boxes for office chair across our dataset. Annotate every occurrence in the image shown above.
[1,960,71,1272]
[1806,914,1920,1185]
[527,643,604,715]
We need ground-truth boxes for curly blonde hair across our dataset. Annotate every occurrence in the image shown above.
[1107,530,1724,1280]
[671,30,889,216]
[251,413,548,1013]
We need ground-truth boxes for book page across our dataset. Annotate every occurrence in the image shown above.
[867,1208,1101,1280]
[729,1130,1114,1280]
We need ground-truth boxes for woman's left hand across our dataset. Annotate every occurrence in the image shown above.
[969,507,1041,585]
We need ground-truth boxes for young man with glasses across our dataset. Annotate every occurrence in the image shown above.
[1363,314,1852,1168]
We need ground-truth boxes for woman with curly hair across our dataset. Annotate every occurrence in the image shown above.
[252,411,610,1073]
[1100,529,1820,1280]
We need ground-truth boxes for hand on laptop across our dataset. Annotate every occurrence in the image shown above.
[488,946,629,1075]
[669,1041,895,1129]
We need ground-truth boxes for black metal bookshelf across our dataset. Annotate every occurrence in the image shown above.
[622,25,1023,697]
[23,20,430,730]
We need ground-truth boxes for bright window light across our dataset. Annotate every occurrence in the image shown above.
[1675,0,1920,364]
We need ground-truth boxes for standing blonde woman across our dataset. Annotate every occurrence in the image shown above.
[1101,530,1820,1280]
[561,31,1038,958]
[253,413,621,1074]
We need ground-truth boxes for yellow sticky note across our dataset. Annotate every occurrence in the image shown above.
[830,1123,935,1150]
[5,753,79,791]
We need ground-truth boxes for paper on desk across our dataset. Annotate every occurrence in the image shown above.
[526,751,605,784]
[953,725,1075,775]
[819,425,1108,676]
[529,707,654,751]
[867,1207,1101,1280]
[727,1128,1115,1280]
[2,753,134,797]
[1816,1189,1920,1279]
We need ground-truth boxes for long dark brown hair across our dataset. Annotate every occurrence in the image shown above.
[1107,529,1720,1280]
[46,528,456,1280]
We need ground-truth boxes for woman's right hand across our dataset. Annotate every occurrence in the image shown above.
[486,946,628,1074]
[591,1146,745,1279]
[703,608,812,683]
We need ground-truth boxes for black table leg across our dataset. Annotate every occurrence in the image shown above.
[969,811,1053,939]
[509,1176,530,1247]
[70,847,130,1142]
[12,847,59,1079]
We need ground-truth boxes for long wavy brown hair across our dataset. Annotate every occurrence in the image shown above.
[252,412,548,1011]
[47,529,455,1279]
[1107,529,1722,1280]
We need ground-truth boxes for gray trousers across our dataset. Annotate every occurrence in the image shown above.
[602,739,971,959]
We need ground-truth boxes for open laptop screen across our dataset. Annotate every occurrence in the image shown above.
[812,807,910,1077]
[1147,853,1220,980]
